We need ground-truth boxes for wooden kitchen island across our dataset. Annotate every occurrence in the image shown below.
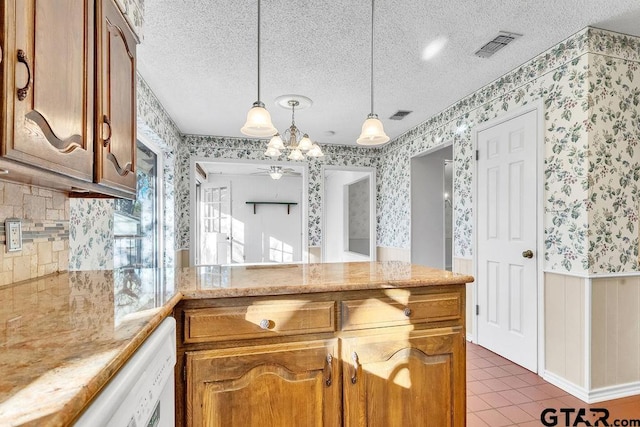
[174,262,474,427]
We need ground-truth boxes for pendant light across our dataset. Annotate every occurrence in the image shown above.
[241,0,277,137]
[357,0,389,146]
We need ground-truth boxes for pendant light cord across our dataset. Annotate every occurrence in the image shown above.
[257,0,262,103]
[370,0,375,115]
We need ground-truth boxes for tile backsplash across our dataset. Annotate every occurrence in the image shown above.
[0,181,69,286]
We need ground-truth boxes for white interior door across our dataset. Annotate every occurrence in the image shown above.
[476,109,538,372]
[198,184,231,265]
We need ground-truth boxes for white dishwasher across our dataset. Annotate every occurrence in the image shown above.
[75,316,176,427]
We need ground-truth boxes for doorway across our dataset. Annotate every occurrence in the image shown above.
[322,167,376,262]
[474,106,541,372]
[410,144,453,269]
[190,159,308,266]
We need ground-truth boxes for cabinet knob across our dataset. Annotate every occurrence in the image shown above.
[403,307,412,317]
[259,319,270,330]
[16,49,31,101]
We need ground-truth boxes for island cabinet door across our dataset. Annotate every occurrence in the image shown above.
[185,339,341,427]
[2,0,95,181]
[341,329,466,427]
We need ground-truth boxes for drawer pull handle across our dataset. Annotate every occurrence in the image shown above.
[102,115,112,147]
[404,307,412,317]
[324,354,333,387]
[350,352,359,384]
[16,49,31,101]
[259,319,270,330]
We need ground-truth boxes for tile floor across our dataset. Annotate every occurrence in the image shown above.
[466,342,640,426]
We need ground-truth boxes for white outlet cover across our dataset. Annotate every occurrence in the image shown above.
[5,218,22,252]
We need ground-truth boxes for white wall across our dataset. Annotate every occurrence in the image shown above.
[208,174,302,263]
[324,170,371,262]
[410,145,453,268]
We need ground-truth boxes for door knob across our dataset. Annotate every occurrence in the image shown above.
[522,250,534,259]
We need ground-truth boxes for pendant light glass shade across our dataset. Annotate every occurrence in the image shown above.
[297,134,313,151]
[268,133,285,150]
[288,149,304,161]
[306,143,324,157]
[357,113,389,145]
[241,102,277,137]
[265,146,281,157]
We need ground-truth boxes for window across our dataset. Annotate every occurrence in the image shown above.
[114,140,163,268]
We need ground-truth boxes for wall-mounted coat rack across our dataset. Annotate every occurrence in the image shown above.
[246,201,298,215]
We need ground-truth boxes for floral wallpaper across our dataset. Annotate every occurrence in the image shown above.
[67,27,639,276]
[114,0,144,40]
[176,136,378,249]
[587,52,640,273]
[69,199,115,270]
[69,73,180,269]
[377,28,640,274]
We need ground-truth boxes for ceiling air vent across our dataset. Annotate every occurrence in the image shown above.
[474,31,522,58]
[389,110,412,120]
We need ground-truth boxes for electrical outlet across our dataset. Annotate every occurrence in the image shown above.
[5,218,22,252]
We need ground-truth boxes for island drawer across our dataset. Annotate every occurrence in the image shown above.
[341,292,461,331]
[183,300,336,343]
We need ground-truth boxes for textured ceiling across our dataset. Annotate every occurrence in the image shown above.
[138,0,640,146]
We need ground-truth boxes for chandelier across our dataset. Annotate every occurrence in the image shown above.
[265,98,324,160]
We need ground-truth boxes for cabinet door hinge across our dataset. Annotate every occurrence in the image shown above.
[475,304,479,316]
[476,150,479,160]
[183,363,186,382]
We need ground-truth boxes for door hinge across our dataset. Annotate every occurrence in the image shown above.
[476,150,479,160]
[183,363,186,382]
[475,304,479,316]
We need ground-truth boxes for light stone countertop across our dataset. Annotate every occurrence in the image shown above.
[0,269,180,427]
[0,262,473,426]
[176,261,474,299]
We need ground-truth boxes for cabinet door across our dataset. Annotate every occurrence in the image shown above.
[342,329,466,427]
[1,0,94,181]
[95,0,136,195]
[186,339,341,427]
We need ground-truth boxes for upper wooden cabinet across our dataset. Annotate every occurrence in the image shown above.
[95,0,136,194]
[1,0,95,181]
[0,0,137,198]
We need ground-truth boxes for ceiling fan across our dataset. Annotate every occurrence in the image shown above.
[251,165,301,180]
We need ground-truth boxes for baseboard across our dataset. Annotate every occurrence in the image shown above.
[542,370,590,402]
[543,370,640,403]
[587,381,640,403]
